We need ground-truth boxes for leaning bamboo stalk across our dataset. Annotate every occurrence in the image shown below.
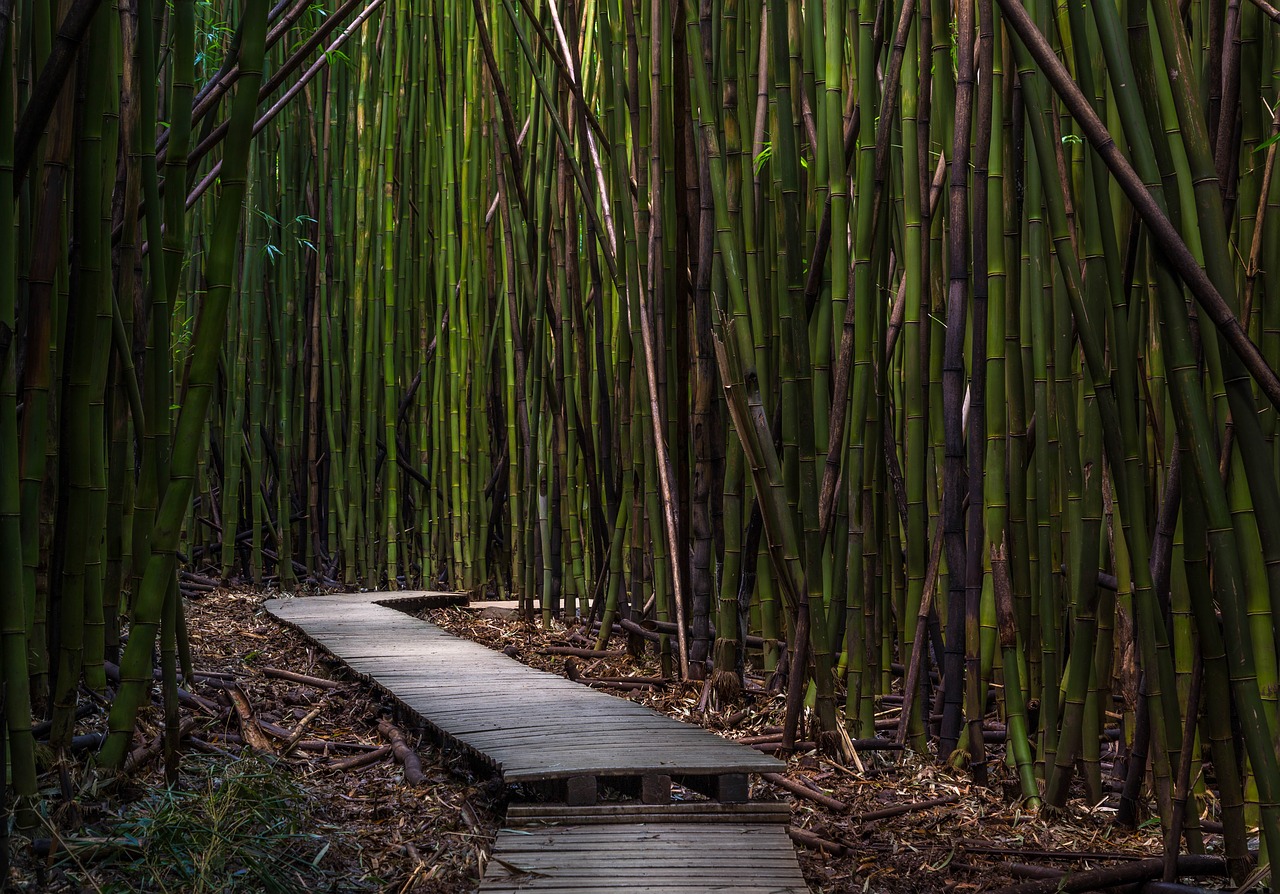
[100,0,270,769]
[994,0,1280,413]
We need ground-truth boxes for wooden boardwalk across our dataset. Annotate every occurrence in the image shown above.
[264,592,809,893]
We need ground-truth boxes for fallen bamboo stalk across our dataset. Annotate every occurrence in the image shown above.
[187,736,236,758]
[542,646,626,658]
[961,842,1149,862]
[103,660,221,713]
[762,773,848,812]
[281,703,326,755]
[190,670,239,681]
[584,679,656,691]
[639,619,786,650]
[256,718,298,740]
[1142,883,1232,894]
[327,744,393,771]
[207,731,379,754]
[616,619,660,643]
[786,826,849,855]
[70,733,106,752]
[33,704,95,738]
[261,667,343,690]
[855,794,959,822]
[849,739,906,751]
[377,719,426,784]
[951,862,1063,881]
[988,856,1228,894]
[751,740,817,752]
[124,717,200,773]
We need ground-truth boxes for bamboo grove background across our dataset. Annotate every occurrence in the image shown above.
[3,0,1280,874]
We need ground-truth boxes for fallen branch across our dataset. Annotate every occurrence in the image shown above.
[988,855,1228,894]
[262,667,343,690]
[542,646,626,659]
[281,703,326,756]
[124,717,199,773]
[378,719,426,784]
[762,773,848,812]
[855,794,959,823]
[962,842,1149,862]
[584,679,656,691]
[786,826,849,855]
[327,744,393,771]
[207,731,379,754]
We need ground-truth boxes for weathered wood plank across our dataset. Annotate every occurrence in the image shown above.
[266,593,806,894]
[264,592,784,783]
[479,822,808,894]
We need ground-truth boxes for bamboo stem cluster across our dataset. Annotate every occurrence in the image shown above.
[3,0,1280,863]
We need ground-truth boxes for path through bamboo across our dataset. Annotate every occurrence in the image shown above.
[264,592,809,893]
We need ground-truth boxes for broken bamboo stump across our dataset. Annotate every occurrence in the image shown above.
[228,686,275,754]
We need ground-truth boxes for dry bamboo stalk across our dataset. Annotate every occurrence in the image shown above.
[227,686,274,754]
[327,745,393,771]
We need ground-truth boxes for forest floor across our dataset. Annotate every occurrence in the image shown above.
[11,592,1210,893]
[422,604,1204,894]
[12,591,502,893]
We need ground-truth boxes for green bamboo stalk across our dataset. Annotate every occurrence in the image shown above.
[101,0,269,768]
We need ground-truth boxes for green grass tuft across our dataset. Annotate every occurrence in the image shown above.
[94,756,336,893]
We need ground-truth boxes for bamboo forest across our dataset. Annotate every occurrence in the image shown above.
[2,0,1280,887]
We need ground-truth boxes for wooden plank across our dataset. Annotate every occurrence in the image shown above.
[480,822,807,894]
[263,594,786,785]
[506,801,790,824]
[282,585,819,894]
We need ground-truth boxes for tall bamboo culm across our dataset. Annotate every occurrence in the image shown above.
[2,0,1280,870]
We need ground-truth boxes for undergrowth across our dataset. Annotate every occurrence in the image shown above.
[71,756,340,893]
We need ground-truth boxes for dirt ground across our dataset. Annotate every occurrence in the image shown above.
[10,592,1215,893]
